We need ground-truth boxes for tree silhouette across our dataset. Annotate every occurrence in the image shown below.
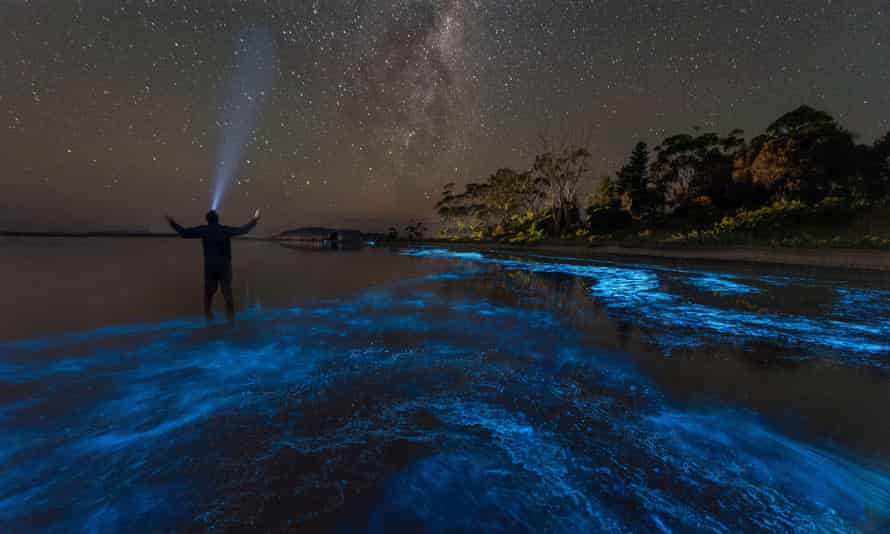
[432,105,890,243]
[615,141,659,223]
[434,183,464,236]
[734,106,856,201]
[435,169,545,238]
[405,220,427,241]
[616,142,649,194]
[869,132,890,198]
[586,175,632,232]
[652,129,745,212]
[533,124,594,236]
[533,147,591,236]
[765,105,836,136]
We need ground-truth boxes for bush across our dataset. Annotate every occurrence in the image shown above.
[585,205,632,233]
[849,235,890,249]
[437,220,489,240]
[665,196,860,246]
[712,199,807,236]
[587,233,614,243]
[508,211,548,243]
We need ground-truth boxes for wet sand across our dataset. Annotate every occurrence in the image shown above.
[402,240,890,272]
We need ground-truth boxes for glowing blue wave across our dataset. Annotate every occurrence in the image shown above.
[834,287,890,322]
[402,248,890,366]
[685,273,761,294]
[1,262,889,531]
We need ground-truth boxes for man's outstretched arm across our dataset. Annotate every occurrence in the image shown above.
[226,209,261,237]
[165,216,203,238]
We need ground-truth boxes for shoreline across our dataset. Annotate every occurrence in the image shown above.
[5,233,890,272]
[391,239,890,273]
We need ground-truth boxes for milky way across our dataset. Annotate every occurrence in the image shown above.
[1,1,888,231]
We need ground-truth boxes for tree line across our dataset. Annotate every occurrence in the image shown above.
[435,106,890,242]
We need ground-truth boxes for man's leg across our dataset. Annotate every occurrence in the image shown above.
[204,269,218,320]
[221,264,235,320]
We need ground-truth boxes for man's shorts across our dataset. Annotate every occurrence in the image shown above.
[204,263,232,291]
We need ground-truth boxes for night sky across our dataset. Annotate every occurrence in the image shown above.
[2,1,888,233]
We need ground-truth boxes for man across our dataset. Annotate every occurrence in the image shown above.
[166,209,261,320]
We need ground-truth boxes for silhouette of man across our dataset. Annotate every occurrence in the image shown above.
[166,209,261,320]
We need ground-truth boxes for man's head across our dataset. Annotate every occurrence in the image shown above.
[206,210,220,224]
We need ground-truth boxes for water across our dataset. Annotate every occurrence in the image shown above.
[1,238,889,532]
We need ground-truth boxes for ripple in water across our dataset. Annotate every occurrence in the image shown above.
[0,252,888,532]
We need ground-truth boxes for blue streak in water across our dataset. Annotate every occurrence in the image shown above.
[685,273,761,295]
[402,248,890,366]
[834,288,890,322]
[644,410,890,529]
[2,267,889,531]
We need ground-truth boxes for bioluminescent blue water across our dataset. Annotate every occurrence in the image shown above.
[210,27,277,210]
[403,248,890,366]
[2,246,889,532]
[834,287,890,322]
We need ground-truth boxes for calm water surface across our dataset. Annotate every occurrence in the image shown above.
[1,237,889,532]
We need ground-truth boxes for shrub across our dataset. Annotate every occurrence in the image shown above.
[665,196,859,246]
[585,205,632,233]
[712,199,807,236]
[508,211,548,243]
[587,234,614,243]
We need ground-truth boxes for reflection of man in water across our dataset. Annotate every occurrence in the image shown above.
[166,209,260,320]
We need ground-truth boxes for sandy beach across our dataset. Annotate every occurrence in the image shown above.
[399,240,890,272]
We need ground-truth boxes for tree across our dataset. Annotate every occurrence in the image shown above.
[765,105,836,137]
[435,182,464,237]
[733,106,857,202]
[435,181,487,237]
[614,141,659,223]
[474,168,540,233]
[532,147,592,236]
[386,226,399,240]
[589,175,620,209]
[876,132,890,169]
[866,131,890,199]
[506,169,547,216]
[615,142,649,195]
[652,129,745,213]
[533,123,595,237]
[435,168,546,239]
[586,176,632,232]
[405,220,427,241]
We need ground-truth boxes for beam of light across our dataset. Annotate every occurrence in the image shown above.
[210,27,277,211]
